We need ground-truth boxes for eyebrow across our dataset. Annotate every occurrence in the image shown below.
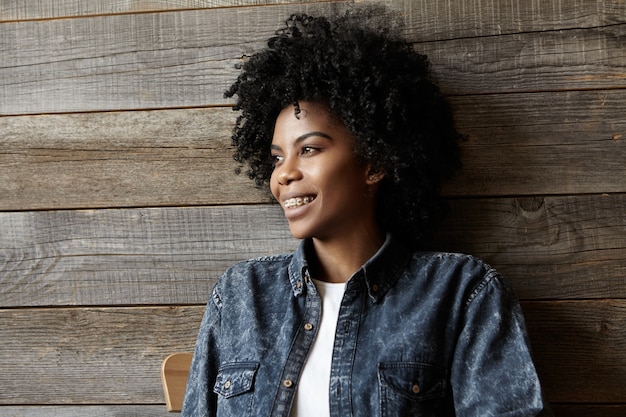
[270,131,332,150]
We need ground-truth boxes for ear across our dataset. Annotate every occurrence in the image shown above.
[365,165,385,185]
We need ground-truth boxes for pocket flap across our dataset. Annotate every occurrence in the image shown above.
[378,362,446,401]
[213,362,259,398]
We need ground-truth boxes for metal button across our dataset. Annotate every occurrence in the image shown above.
[224,380,231,389]
[412,384,420,394]
[283,379,293,388]
[372,284,379,292]
[304,323,313,331]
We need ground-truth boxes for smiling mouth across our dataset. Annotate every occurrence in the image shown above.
[283,196,316,209]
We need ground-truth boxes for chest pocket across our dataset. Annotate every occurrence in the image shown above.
[378,362,448,417]
[214,362,259,398]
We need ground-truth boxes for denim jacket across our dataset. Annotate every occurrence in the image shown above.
[182,235,552,416]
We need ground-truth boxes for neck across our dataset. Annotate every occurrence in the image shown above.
[308,227,385,283]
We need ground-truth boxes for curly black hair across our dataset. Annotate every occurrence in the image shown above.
[225,5,462,249]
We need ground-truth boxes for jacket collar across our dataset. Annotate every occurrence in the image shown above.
[287,234,412,302]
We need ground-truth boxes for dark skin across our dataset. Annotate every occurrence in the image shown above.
[269,101,385,283]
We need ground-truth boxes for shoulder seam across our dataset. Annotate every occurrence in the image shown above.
[464,268,500,310]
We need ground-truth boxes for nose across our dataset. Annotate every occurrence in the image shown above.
[276,155,302,185]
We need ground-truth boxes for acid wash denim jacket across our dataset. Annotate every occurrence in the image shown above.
[182,234,553,417]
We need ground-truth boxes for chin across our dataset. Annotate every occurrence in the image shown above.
[288,229,309,240]
[287,223,315,241]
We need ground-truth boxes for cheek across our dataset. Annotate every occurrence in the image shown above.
[269,172,279,200]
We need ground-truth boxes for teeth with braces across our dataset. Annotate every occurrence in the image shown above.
[284,196,314,208]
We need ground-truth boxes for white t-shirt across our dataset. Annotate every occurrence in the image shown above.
[290,279,346,417]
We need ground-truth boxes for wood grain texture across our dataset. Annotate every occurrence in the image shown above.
[161,352,193,412]
[523,300,626,403]
[0,3,349,115]
[1,301,624,405]
[437,194,626,300]
[0,107,269,210]
[1,7,624,115]
[0,0,321,21]
[446,89,626,196]
[550,404,626,417]
[385,0,626,42]
[0,306,204,405]
[416,23,626,95]
[0,405,174,416]
[0,205,297,307]
[1,89,625,211]
[3,0,624,35]
[1,195,624,307]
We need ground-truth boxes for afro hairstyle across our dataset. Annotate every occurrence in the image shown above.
[224,5,462,249]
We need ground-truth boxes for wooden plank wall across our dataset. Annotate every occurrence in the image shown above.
[1,0,624,415]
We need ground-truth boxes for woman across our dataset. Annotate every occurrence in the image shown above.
[182,6,552,417]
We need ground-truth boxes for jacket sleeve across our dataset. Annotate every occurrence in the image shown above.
[451,270,553,417]
[181,285,222,417]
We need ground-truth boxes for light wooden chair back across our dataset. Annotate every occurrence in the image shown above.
[161,352,193,412]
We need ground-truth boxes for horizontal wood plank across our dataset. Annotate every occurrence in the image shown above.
[550,404,626,417]
[1,7,624,115]
[1,89,624,210]
[2,0,623,39]
[0,108,269,210]
[0,3,347,115]
[0,0,320,22]
[1,195,625,307]
[523,300,626,403]
[446,89,626,196]
[416,23,626,95]
[389,0,626,42]
[1,301,625,404]
[436,194,626,300]
[0,405,174,416]
[0,205,297,307]
[0,306,204,405]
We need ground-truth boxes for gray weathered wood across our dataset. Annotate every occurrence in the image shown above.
[0,0,321,22]
[3,0,625,39]
[446,89,626,196]
[1,7,624,115]
[436,194,626,300]
[1,195,625,307]
[416,24,626,95]
[0,306,204,404]
[0,205,297,307]
[1,90,625,211]
[0,405,174,416]
[1,301,625,404]
[0,107,269,210]
[387,0,626,42]
[0,3,349,115]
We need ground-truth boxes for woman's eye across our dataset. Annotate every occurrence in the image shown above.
[271,154,283,164]
[301,146,317,155]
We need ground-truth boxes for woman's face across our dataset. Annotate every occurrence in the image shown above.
[270,101,379,241]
